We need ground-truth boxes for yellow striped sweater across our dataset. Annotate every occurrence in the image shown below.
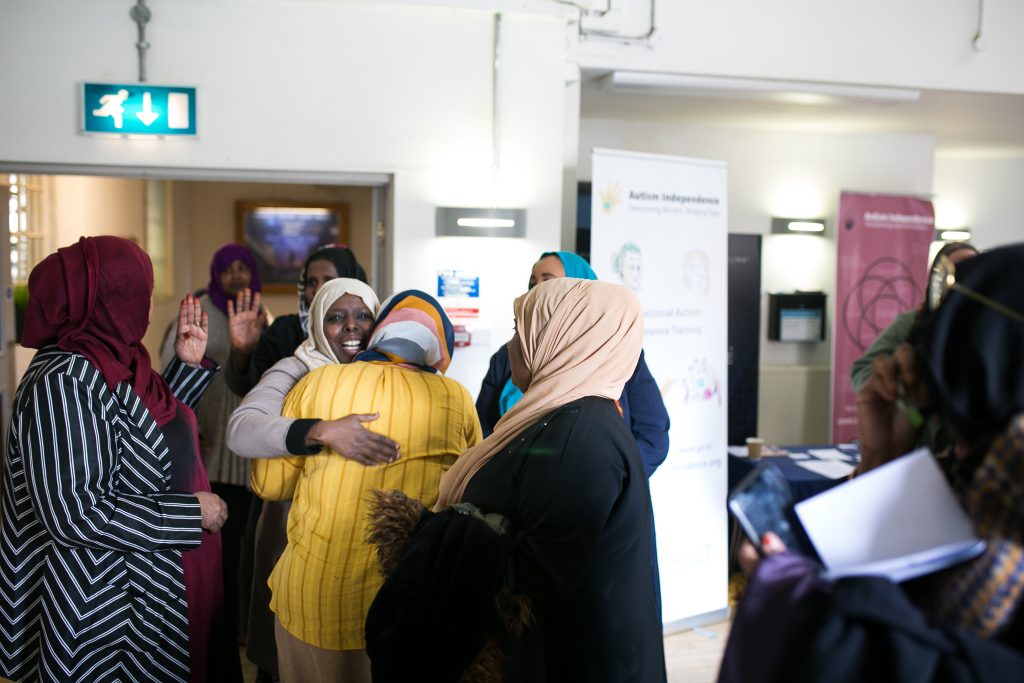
[251,361,482,650]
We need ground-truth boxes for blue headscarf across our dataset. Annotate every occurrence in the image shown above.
[499,251,597,415]
[542,251,598,281]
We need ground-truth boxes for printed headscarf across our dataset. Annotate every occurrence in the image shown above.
[436,278,642,508]
[297,244,367,336]
[207,243,261,314]
[294,278,380,372]
[914,242,1024,638]
[21,236,177,425]
[355,290,454,374]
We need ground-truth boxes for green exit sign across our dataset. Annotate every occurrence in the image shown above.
[82,83,196,136]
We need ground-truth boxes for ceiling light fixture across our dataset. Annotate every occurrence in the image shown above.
[599,71,922,104]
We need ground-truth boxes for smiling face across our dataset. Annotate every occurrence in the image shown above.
[304,258,341,306]
[322,293,374,362]
[528,255,565,290]
[219,259,253,297]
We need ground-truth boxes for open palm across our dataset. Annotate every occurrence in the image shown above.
[175,293,209,365]
[227,288,266,353]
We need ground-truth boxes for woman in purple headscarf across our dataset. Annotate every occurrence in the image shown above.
[162,243,262,676]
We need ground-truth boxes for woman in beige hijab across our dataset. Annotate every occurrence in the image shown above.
[435,277,667,682]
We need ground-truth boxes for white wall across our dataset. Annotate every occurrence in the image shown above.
[577,0,1024,95]
[933,156,1024,250]
[0,0,570,396]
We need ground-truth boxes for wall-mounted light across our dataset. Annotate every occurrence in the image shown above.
[436,206,526,238]
[936,228,972,242]
[771,217,826,235]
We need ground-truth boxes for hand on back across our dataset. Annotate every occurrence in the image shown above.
[306,413,401,466]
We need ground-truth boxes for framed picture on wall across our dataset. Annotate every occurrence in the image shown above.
[236,200,349,292]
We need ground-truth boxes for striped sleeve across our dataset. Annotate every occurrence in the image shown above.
[20,372,202,552]
[163,355,219,409]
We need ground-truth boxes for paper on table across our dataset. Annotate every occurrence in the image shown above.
[727,446,749,457]
[806,448,853,461]
[794,448,985,582]
[795,459,855,479]
[788,452,811,460]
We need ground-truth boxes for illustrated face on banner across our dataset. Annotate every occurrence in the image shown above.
[613,242,643,292]
[683,249,710,296]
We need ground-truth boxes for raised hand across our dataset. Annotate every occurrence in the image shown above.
[306,413,401,466]
[856,343,924,473]
[175,293,209,366]
[227,288,266,354]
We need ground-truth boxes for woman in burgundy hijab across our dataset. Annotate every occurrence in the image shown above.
[0,236,231,683]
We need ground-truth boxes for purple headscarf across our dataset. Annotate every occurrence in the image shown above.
[207,243,261,314]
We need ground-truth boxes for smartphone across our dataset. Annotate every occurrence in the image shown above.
[728,462,806,553]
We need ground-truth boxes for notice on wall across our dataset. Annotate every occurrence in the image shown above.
[591,148,729,632]
[832,192,934,442]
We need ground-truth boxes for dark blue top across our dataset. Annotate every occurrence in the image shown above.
[476,345,670,477]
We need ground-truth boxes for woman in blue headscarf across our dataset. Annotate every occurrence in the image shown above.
[475,251,671,615]
[477,251,669,477]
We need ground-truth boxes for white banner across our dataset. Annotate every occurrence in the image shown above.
[591,148,729,630]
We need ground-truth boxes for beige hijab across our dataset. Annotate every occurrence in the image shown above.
[293,277,380,371]
[436,277,643,508]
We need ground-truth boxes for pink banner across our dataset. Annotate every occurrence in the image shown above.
[832,192,934,442]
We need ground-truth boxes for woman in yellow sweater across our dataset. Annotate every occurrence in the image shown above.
[251,289,482,683]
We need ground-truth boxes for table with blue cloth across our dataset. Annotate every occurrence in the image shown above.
[727,444,861,503]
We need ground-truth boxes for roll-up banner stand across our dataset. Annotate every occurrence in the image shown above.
[591,148,729,632]
[832,192,934,443]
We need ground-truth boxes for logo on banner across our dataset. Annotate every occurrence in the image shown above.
[598,181,622,214]
[840,257,918,352]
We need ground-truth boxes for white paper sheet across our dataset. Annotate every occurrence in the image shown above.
[795,459,855,479]
[806,448,853,461]
[794,448,984,582]
[727,446,749,457]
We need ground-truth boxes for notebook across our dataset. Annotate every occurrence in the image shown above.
[794,448,986,582]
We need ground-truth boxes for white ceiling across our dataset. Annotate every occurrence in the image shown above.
[580,75,1024,158]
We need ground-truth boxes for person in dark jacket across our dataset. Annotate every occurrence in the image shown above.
[476,251,669,474]
[432,278,667,682]
[476,250,671,614]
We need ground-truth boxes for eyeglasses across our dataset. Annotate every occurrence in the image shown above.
[927,254,1024,323]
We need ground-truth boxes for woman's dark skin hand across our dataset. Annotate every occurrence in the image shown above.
[306,413,400,466]
[737,532,787,576]
[175,293,209,366]
[856,342,925,473]
[195,490,228,533]
[226,288,266,355]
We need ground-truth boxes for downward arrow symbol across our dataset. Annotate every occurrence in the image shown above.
[136,92,159,126]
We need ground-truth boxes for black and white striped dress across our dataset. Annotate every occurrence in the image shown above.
[0,347,217,682]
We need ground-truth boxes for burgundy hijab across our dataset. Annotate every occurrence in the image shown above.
[21,236,177,425]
